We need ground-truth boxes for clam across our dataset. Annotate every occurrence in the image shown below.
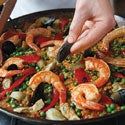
[111,89,125,105]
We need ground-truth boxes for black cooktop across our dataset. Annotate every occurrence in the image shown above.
[0,111,125,125]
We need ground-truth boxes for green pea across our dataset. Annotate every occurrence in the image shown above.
[76,111,82,117]
[22,84,28,90]
[70,103,75,108]
[75,108,81,113]
[121,78,125,84]
[111,110,116,114]
[73,82,78,86]
[40,111,46,118]
[107,107,112,113]
[11,103,17,108]
[110,104,115,110]
[45,98,51,104]
[121,106,125,110]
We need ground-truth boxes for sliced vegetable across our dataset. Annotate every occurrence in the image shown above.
[19,54,41,63]
[42,89,59,112]
[59,18,69,30]
[74,68,91,84]
[31,99,45,112]
[10,91,25,101]
[2,78,12,89]
[13,107,29,113]
[100,95,113,104]
[114,73,125,78]
[46,108,66,120]
[35,36,51,46]
[0,67,35,100]
[54,33,63,40]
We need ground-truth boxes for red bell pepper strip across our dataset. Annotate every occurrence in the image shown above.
[19,54,41,63]
[59,18,69,30]
[59,74,64,82]
[18,33,26,40]
[54,33,63,40]
[35,36,51,46]
[114,73,125,78]
[0,67,36,100]
[100,95,113,105]
[74,68,91,84]
[42,89,59,112]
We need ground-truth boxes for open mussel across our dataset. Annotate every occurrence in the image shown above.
[111,89,125,105]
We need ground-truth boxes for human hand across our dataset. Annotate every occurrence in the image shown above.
[68,0,116,53]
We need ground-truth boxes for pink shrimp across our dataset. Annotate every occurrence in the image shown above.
[71,84,104,111]
[29,71,66,104]
[26,28,51,55]
[85,57,110,88]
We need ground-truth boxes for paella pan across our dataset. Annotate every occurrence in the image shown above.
[0,9,125,125]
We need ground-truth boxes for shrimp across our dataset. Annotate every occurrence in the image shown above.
[26,28,51,55]
[85,57,110,88]
[2,57,24,69]
[98,27,125,53]
[97,51,125,67]
[97,27,125,67]
[28,71,66,104]
[0,57,24,77]
[0,68,23,77]
[71,84,104,111]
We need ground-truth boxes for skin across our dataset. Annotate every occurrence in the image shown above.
[68,0,116,53]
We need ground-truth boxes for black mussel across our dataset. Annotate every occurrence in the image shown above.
[29,83,52,106]
[0,4,3,12]
[111,89,125,105]
[7,64,18,70]
[57,41,73,63]
[83,49,95,57]
[2,41,16,55]
[43,17,55,28]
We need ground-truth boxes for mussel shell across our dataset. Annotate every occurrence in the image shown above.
[7,64,18,70]
[111,89,125,105]
[2,40,16,55]
[57,41,73,63]
[29,83,52,106]
[43,17,55,28]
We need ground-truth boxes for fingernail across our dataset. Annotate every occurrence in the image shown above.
[68,36,74,43]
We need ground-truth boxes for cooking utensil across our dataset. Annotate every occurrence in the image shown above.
[1,9,125,125]
[0,0,17,34]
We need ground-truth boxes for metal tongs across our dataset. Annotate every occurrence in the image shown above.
[0,0,17,35]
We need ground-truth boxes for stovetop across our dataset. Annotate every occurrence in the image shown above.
[0,111,125,125]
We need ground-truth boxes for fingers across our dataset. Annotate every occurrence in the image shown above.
[70,20,114,53]
[68,9,89,43]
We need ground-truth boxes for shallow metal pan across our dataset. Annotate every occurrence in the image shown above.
[0,8,125,125]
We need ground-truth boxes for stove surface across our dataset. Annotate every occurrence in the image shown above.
[0,111,125,125]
